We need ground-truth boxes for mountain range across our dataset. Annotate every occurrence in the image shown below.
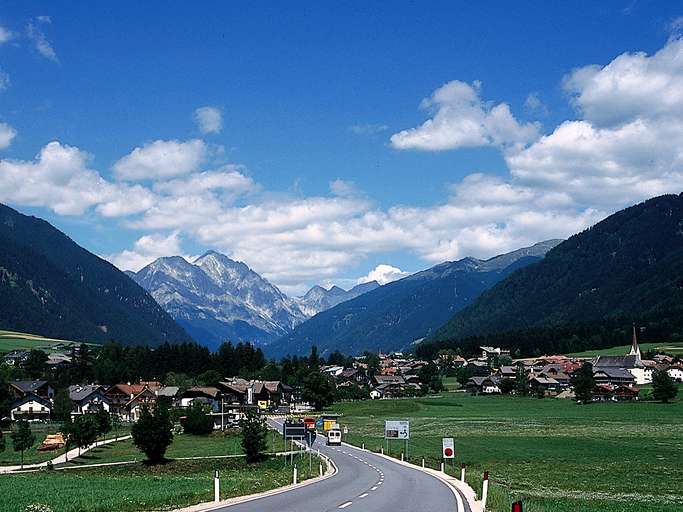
[266,240,562,358]
[0,203,191,346]
[422,193,683,357]
[128,253,379,350]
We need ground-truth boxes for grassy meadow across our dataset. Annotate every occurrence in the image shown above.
[0,456,317,512]
[332,395,683,512]
[0,329,98,354]
[566,341,683,357]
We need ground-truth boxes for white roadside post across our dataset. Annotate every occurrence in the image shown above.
[440,461,445,473]
[319,462,323,476]
[293,464,298,485]
[214,470,220,502]
[482,471,489,510]
[400,452,404,461]
[461,463,466,482]
[362,442,365,450]
[422,457,425,468]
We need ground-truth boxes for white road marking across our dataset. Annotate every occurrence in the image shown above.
[339,502,353,509]
[358,493,369,498]
[371,486,378,491]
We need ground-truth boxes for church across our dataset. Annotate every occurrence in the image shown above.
[592,326,655,385]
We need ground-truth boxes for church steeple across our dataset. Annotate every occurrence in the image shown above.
[628,324,642,360]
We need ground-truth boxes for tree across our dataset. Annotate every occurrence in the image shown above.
[197,369,221,387]
[499,378,514,394]
[240,409,268,463]
[572,362,595,404]
[182,402,214,435]
[53,388,74,422]
[131,403,173,464]
[418,362,444,393]
[301,371,336,410]
[652,369,678,403]
[308,345,320,370]
[514,366,529,396]
[24,350,48,379]
[95,406,112,441]
[363,352,380,378]
[11,420,36,469]
[70,414,99,455]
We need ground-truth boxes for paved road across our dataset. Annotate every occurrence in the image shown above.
[217,418,470,512]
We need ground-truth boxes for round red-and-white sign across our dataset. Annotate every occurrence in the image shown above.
[443,447,453,457]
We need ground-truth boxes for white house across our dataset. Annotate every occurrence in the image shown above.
[668,365,683,382]
[10,393,52,421]
[68,385,110,415]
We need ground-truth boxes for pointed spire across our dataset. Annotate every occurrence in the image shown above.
[628,324,641,359]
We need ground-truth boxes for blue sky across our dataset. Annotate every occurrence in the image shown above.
[1,2,683,294]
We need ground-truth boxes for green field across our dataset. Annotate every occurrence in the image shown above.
[332,395,683,512]
[0,456,319,512]
[62,431,283,466]
[0,329,98,355]
[0,427,131,467]
[566,341,683,357]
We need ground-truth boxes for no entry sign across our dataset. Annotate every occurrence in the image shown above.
[442,437,454,459]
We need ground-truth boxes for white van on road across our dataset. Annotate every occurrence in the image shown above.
[327,428,342,446]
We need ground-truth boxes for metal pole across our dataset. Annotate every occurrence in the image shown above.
[221,395,224,431]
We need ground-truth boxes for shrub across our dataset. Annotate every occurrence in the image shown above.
[182,402,215,435]
[240,409,268,463]
[131,403,174,464]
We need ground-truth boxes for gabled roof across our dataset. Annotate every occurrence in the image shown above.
[11,393,52,409]
[593,368,635,380]
[10,380,50,394]
[69,384,106,402]
[593,355,642,369]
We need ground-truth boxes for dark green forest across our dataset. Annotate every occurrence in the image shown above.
[422,194,683,357]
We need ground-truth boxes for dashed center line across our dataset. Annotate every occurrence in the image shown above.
[339,502,353,509]
[358,493,369,498]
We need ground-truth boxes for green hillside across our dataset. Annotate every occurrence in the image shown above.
[0,329,98,354]
[0,203,193,347]
[567,341,683,358]
[421,194,683,357]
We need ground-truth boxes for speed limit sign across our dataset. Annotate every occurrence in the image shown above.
[442,438,455,459]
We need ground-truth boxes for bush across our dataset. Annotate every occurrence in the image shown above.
[182,402,215,435]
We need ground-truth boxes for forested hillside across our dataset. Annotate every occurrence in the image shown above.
[421,194,683,357]
[0,203,192,346]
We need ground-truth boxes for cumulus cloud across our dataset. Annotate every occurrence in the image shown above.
[26,17,58,62]
[390,80,539,151]
[113,139,207,180]
[107,231,187,272]
[0,141,155,216]
[8,38,683,293]
[357,264,409,285]
[563,38,683,126]
[194,106,223,134]
[0,123,17,149]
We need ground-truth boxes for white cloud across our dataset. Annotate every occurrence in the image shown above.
[194,106,223,134]
[563,38,683,127]
[357,264,409,285]
[350,123,388,135]
[0,26,14,44]
[329,179,358,197]
[0,122,17,149]
[113,139,207,180]
[524,92,549,116]
[153,166,257,197]
[0,69,10,91]
[26,18,58,63]
[390,80,539,151]
[107,231,187,272]
[0,141,154,216]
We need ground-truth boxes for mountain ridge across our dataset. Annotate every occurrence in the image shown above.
[266,240,562,358]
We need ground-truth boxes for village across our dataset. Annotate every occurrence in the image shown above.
[3,327,681,433]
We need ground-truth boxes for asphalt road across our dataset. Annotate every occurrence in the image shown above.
[217,418,470,512]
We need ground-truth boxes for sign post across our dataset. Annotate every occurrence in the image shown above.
[384,420,409,460]
[442,437,454,475]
